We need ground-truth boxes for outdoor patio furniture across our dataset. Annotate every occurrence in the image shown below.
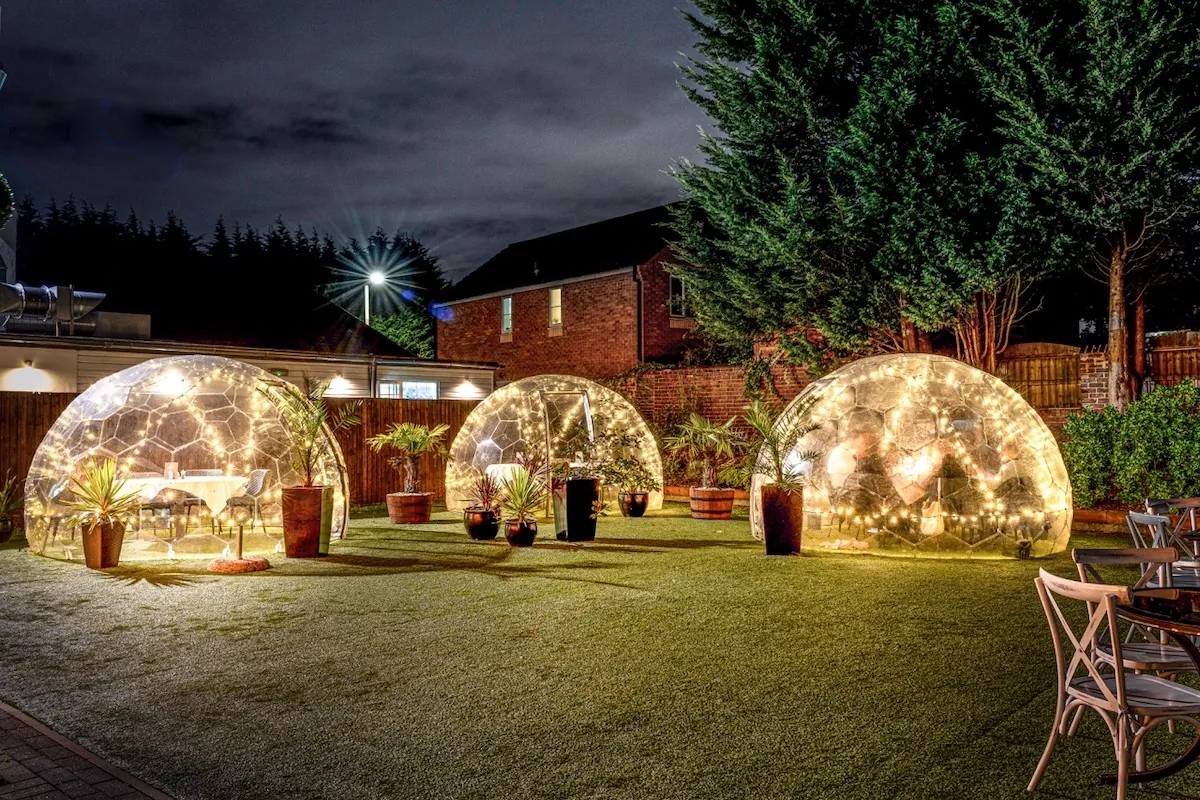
[130,471,172,536]
[181,470,233,532]
[1127,513,1200,587]
[1029,570,1200,799]
[221,469,270,534]
[1145,498,1200,550]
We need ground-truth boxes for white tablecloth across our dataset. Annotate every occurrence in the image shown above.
[125,475,249,515]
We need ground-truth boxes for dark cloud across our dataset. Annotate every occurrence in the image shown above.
[0,0,708,279]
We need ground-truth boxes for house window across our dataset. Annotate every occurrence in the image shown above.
[378,382,400,399]
[402,381,438,400]
[669,275,693,318]
[500,296,513,334]
[548,287,562,327]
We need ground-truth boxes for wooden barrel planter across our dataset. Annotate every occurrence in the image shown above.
[690,488,735,520]
[387,492,433,524]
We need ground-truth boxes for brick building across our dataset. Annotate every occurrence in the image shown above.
[435,205,697,383]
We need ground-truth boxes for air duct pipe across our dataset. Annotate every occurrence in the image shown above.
[0,282,106,335]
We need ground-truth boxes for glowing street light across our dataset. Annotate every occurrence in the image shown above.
[364,271,386,325]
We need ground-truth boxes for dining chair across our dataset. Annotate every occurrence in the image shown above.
[1129,512,1200,588]
[1146,498,1200,540]
[182,469,225,532]
[1030,570,1200,799]
[221,469,270,534]
[130,471,171,537]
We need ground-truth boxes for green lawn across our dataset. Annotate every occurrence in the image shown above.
[0,508,1196,800]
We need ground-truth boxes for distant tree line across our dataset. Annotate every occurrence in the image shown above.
[672,0,1200,406]
[12,196,445,357]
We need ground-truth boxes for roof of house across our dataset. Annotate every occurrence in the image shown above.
[440,204,677,303]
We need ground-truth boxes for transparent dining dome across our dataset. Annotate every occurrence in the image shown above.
[24,355,349,562]
[445,374,663,511]
[749,353,1072,557]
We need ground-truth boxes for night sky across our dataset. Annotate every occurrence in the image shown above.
[0,0,707,279]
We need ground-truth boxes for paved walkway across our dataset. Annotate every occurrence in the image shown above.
[0,701,170,800]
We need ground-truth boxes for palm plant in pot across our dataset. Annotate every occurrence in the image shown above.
[499,466,547,547]
[463,469,502,540]
[272,378,360,557]
[741,399,819,555]
[664,413,742,520]
[368,422,449,524]
[62,459,141,569]
[605,454,661,518]
[0,472,20,544]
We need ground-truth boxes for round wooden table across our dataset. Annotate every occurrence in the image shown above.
[1113,588,1200,784]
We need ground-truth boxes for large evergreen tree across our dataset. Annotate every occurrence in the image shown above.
[981,0,1200,406]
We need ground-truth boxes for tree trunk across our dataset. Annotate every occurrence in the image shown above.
[1130,294,1146,400]
[1107,246,1131,409]
[404,455,418,494]
[900,318,919,352]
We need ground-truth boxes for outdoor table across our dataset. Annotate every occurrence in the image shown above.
[1111,588,1200,784]
[124,474,249,515]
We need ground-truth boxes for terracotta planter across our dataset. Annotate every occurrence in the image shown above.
[761,486,804,556]
[464,508,500,540]
[505,519,537,547]
[565,478,600,541]
[618,492,649,518]
[282,486,331,558]
[0,516,13,544]
[82,521,125,569]
[387,492,433,524]
[690,487,735,520]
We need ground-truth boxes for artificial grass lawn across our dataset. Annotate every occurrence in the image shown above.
[0,508,1197,800]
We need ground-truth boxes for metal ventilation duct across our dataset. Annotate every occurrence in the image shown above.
[0,283,106,335]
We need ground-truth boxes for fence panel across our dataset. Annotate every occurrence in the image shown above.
[995,352,1080,408]
[1149,346,1200,387]
[0,392,77,492]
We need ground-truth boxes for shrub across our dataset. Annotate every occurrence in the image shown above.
[1062,382,1200,508]
[1060,407,1118,507]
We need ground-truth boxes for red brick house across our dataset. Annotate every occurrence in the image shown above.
[435,205,697,383]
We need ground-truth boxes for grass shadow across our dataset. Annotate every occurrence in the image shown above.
[99,568,214,588]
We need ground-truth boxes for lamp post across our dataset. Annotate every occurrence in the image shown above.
[364,270,385,326]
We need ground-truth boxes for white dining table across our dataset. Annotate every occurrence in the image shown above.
[124,475,249,515]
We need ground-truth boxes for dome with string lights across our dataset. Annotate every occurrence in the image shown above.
[445,374,663,512]
[24,355,348,562]
[749,353,1072,557]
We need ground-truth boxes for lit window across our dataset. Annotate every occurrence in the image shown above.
[378,382,400,399]
[501,296,513,334]
[669,275,693,318]
[548,287,562,327]
[402,381,438,400]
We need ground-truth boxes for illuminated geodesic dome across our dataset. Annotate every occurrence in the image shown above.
[750,353,1071,557]
[24,355,349,562]
[446,374,663,511]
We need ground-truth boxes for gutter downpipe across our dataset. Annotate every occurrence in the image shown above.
[633,265,644,362]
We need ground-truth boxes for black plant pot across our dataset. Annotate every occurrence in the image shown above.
[566,478,600,541]
[618,492,648,518]
[761,485,803,556]
[0,516,13,544]
[505,519,537,547]
[463,508,500,540]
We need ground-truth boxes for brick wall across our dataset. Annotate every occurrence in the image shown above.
[437,272,640,383]
[1079,350,1110,409]
[639,248,695,361]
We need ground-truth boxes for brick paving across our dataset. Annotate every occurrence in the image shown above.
[0,701,170,800]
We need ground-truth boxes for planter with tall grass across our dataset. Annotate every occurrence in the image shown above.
[499,467,547,547]
[63,460,141,569]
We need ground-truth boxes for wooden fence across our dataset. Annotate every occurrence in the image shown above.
[995,344,1081,409]
[0,392,479,506]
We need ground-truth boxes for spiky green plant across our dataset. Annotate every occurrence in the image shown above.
[0,471,20,519]
[62,459,142,531]
[269,377,361,487]
[740,399,820,492]
[367,422,449,494]
[499,467,548,523]
[663,413,741,488]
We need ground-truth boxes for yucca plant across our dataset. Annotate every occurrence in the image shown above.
[663,413,742,488]
[468,469,502,512]
[499,467,548,522]
[0,471,20,519]
[740,399,820,491]
[367,422,449,494]
[62,459,142,531]
[270,377,361,487]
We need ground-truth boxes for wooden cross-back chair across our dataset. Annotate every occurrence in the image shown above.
[1030,570,1200,800]
[1127,513,1200,588]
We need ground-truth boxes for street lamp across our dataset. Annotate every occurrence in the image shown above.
[364,270,386,326]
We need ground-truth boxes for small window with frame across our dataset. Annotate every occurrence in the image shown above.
[669,275,693,318]
[548,287,563,327]
[500,296,513,334]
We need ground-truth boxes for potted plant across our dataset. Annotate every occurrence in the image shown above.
[606,455,661,518]
[551,419,610,542]
[368,422,449,524]
[741,399,818,555]
[272,378,360,557]
[463,469,502,540]
[62,459,141,569]
[664,413,742,520]
[499,466,547,547]
[0,472,20,544]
